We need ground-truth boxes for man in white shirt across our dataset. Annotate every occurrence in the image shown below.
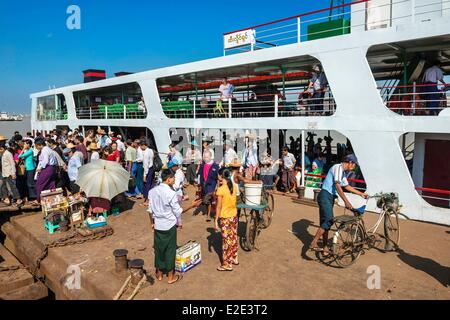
[148,169,200,284]
[142,140,155,206]
[169,158,185,202]
[281,147,296,193]
[243,136,258,180]
[222,140,237,167]
[116,135,126,153]
[132,139,145,198]
[184,140,202,185]
[0,145,22,206]
[35,139,59,202]
[138,97,147,114]
[422,61,446,115]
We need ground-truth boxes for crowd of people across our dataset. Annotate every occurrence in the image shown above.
[0,126,363,284]
[0,128,155,207]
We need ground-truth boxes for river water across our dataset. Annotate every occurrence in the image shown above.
[0,116,31,137]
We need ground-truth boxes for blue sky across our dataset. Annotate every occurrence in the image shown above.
[0,0,332,113]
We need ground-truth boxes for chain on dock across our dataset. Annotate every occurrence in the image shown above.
[1,226,114,278]
[0,265,27,272]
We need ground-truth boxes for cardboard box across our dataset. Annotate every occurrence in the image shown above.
[175,241,201,273]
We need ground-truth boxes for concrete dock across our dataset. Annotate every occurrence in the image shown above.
[1,186,449,300]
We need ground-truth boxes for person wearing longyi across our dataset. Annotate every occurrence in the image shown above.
[35,139,58,203]
[184,139,202,185]
[309,154,368,256]
[142,140,155,206]
[148,169,200,284]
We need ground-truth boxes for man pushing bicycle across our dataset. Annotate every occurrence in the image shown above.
[309,154,369,256]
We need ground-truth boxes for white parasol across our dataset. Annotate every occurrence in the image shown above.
[76,160,130,200]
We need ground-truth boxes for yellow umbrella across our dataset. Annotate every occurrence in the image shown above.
[76,160,130,200]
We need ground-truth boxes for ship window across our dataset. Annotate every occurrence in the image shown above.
[36,94,67,121]
[73,82,146,120]
[156,56,336,119]
[366,37,450,116]
[401,133,450,209]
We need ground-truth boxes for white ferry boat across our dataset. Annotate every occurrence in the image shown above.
[0,111,23,121]
[30,0,450,225]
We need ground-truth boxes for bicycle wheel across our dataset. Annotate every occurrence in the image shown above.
[383,209,400,249]
[244,212,258,251]
[261,193,275,229]
[332,221,365,268]
[239,209,251,251]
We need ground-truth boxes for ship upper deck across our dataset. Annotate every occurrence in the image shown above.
[30,0,450,126]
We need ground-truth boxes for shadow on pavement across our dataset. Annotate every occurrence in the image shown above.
[291,219,315,261]
[206,227,222,263]
[397,248,450,287]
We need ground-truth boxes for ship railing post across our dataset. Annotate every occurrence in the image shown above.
[412,82,416,115]
[297,17,301,43]
[106,106,108,119]
[228,99,232,118]
[193,100,196,119]
[301,129,305,187]
[90,107,92,119]
[275,94,279,117]
[124,104,126,119]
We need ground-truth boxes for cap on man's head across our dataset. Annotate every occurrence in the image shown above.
[344,154,358,165]
[63,148,72,155]
[168,158,180,169]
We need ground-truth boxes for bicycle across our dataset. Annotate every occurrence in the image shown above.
[330,192,401,268]
[238,184,275,251]
[260,184,275,229]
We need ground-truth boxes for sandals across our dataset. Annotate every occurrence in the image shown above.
[168,274,183,284]
[309,245,323,252]
[309,245,331,256]
[217,266,233,272]
[321,250,331,257]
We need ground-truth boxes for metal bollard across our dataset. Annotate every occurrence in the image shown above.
[113,249,129,273]
[297,186,306,199]
[129,259,145,285]
[313,189,321,202]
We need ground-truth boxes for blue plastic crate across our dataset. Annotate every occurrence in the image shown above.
[85,212,108,229]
